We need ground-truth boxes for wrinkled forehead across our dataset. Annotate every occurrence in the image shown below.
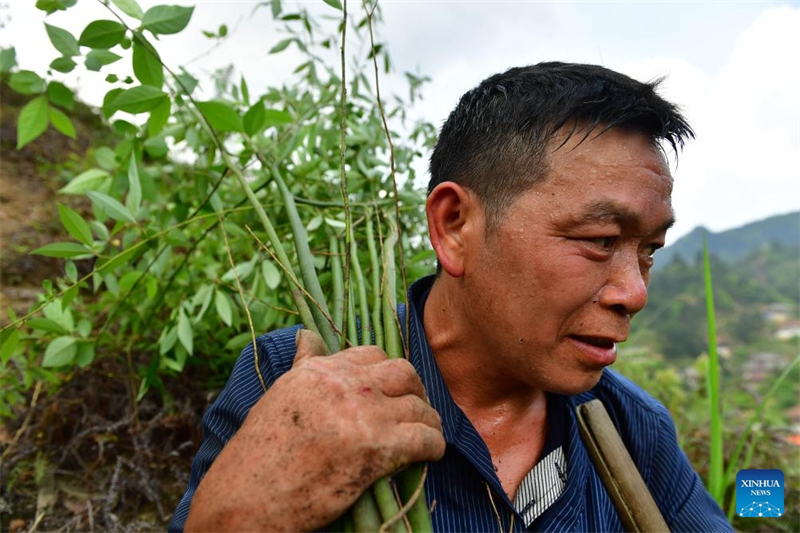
[544,125,673,180]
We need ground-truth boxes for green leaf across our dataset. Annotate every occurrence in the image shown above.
[60,169,111,194]
[85,49,122,71]
[262,260,281,289]
[222,261,254,282]
[160,326,177,355]
[76,319,91,338]
[9,70,45,95]
[0,47,18,73]
[243,102,266,136]
[306,214,322,232]
[197,101,244,133]
[269,38,292,54]
[50,56,77,73]
[215,290,233,327]
[177,308,193,355]
[224,332,252,352]
[112,120,138,137]
[270,0,282,18]
[147,96,170,136]
[90,220,110,242]
[240,75,250,105]
[16,96,49,149]
[108,85,168,114]
[111,0,144,19]
[132,34,163,87]
[49,107,76,139]
[176,69,198,95]
[126,155,142,216]
[87,191,137,224]
[65,260,78,283]
[32,242,92,258]
[43,300,74,332]
[47,81,75,110]
[35,0,77,15]
[119,272,144,295]
[324,217,346,229]
[142,5,195,35]
[143,137,168,158]
[43,336,77,367]
[27,318,68,335]
[39,0,78,13]
[1,329,19,365]
[57,204,93,246]
[45,23,79,57]
[78,20,126,49]
[263,109,292,126]
[75,342,95,368]
[322,0,343,10]
[94,146,117,170]
[104,273,119,297]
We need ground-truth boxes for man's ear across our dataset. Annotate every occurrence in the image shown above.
[426,182,483,278]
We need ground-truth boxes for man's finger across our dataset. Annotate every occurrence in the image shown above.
[369,359,426,398]
[294,328,329,364]
[390,423,447,467]
[387,394,442,430]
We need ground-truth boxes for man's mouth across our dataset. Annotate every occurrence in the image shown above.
[569,335,617,349]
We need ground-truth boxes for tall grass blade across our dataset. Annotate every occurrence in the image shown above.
[703,236,724,505]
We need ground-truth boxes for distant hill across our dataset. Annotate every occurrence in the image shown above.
[629,213,799,361]
[655,211,799,269]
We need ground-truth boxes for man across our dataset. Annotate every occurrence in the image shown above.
[170,62,732,532]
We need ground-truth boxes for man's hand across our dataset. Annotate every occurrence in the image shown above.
[185,329,445,532]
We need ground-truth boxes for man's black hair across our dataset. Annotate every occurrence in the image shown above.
[428,61,694,228]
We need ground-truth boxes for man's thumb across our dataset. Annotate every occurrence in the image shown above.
[294,328,330,364]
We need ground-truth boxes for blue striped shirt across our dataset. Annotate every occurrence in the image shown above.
[170,275,732,532]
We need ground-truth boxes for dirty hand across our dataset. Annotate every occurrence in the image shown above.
[185,329,445,532]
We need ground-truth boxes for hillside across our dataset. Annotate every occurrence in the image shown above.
[629,239,799,361]
[655,211,799,269]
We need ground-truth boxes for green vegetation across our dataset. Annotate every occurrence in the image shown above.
[619,225,800,531]
[2,0,437,529]
[630,238,799,362]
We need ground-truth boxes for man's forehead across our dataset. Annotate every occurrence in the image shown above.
[548,125,672,170]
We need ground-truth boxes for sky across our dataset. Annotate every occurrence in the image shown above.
[2,0,799,244]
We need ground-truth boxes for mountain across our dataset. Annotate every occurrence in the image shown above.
[629,213,799,361]
[655,211,800,269]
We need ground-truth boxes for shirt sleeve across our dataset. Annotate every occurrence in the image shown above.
[647,402,734,533]
[168,325,302,532]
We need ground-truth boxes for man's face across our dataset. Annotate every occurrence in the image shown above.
[463,127,674,395]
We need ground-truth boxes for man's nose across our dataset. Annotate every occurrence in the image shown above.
[598,255,649,317]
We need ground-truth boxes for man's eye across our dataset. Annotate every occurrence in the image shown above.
[587,237,616,249]
[644,243,663,257]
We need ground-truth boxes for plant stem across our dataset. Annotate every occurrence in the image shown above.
[373,477,407,533]
[272,165,338,352]
[330,234,345,331]
[364,0,410,354]
[350,225,372,344]
[352,489,382,532]
[702,237,724,505]
[382,219,402,360]
[366,209,384,350]
[338,0,352,352]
